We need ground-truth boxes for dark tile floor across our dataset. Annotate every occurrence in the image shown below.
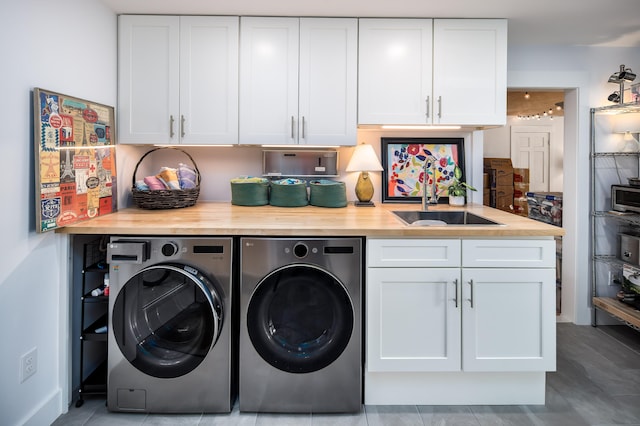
[53,323,640,425]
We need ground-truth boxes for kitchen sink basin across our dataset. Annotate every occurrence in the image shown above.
[392,210,503,226]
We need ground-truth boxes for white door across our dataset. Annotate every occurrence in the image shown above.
[432,19,507,126]
[511,126,551,192]
[179,16,239,145]
[239,17,299,145]
[298,18,358,146]
[367,267,461,372]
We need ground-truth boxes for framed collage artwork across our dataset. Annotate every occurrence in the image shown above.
[33,88,117,232]
[381,137,465,203]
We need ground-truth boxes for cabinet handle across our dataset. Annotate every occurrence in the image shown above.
[169,115,175,138]
[426,96,430,120]
[302,116,306,139]
[291,116,295,139]
[181,115,185,138]
[467,279,474,308]
[437,96,442,119]
[453,278,458,308]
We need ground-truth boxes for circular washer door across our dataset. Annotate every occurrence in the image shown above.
[247,264,354,374]
[112,263,223,378]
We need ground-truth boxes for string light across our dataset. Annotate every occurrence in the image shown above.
[524,92,530,99]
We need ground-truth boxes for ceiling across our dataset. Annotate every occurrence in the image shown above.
[507,91,565,118]
[99,0,640,47]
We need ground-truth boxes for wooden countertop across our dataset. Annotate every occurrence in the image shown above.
[56,202,565,237]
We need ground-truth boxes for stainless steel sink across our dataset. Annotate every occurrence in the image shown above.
[392,210,503,226]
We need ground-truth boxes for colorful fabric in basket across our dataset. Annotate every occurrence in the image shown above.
[157,167,180,190]
[177,163,197,189]
[135,180,149,191]
[230,176,268,184]
[144,175,167,190]
[272,178,305,185]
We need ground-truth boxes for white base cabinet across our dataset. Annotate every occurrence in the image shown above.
[366,238,556,404]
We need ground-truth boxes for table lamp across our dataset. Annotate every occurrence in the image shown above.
[346,143,383,206]
[613,112,640,152]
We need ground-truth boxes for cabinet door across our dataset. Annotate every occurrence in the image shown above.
[179,16,239,145]
[462,239,555,268]
[358,19,433,125]
[118,15,180,144]
[368,238,461,268]
[367,268,461,372]
[298,18,357,146]
[239,17,299,145]
[432,19,507,126]
[461,268,556,372]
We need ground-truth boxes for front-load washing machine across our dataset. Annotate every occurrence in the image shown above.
[106,237,234,413]
[239,237,362,413]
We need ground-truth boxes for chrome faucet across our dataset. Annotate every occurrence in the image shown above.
[422,155,439,211]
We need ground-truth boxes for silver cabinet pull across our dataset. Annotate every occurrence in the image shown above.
[302,116,306,139]
[181,115,185,138]
[467,279,474,308]
[169,115,175,138]
[426,96,430,120]
[437,96,442,119]
[291,116,295,139]
[453,278,458,308]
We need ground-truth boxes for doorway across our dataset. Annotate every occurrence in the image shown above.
[510,126,551,192]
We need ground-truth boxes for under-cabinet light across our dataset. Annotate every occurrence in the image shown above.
[380,125,462,130]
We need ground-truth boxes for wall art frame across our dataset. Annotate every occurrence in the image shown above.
[381,137,465,203]
[33,87,117,232]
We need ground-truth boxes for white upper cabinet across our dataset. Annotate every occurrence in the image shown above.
[358,18,507,126]
[432,19,507,126]
[118,15,239,145]
[358,19,434,126]
[239,17,357,146]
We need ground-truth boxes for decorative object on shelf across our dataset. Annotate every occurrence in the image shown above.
[131,147,200,209]
[380,137,465,204]
[613,112,640,151]
[345,143,383,206]
[447,165,477,206]
[607,64,637,104]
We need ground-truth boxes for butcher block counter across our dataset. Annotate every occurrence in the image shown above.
[56,202,563,237]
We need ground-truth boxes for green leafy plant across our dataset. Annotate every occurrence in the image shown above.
[447,166,477,197]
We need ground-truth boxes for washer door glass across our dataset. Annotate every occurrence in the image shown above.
[112,264,222,378]
[247,264,354,374]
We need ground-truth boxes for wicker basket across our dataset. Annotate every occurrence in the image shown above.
[269,179,308,207]
[131,147,200,210]
[309,179,347,208]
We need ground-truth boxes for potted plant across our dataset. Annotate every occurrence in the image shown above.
[448,165,477,206]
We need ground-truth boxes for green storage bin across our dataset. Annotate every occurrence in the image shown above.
[230,177,269,206]
[269,179,308,207]
[309,179,347,208]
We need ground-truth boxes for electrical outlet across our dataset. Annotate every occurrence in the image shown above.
[20,347,37,383]
[608,271,620,286]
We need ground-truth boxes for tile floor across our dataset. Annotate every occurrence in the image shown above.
[52,323,640,426]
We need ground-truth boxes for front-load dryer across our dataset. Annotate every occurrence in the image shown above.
[106,237,234,413]
[239,237,362,413]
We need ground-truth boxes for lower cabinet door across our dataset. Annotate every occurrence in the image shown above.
[367,267,461,372]
[461,268,556,372]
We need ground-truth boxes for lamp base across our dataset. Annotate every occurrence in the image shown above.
[354,201,376,207]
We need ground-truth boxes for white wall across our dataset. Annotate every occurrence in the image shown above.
[0,1,116,425]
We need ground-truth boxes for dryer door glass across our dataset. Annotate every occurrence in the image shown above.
[247,264,354,373]
[112,264,222,378]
